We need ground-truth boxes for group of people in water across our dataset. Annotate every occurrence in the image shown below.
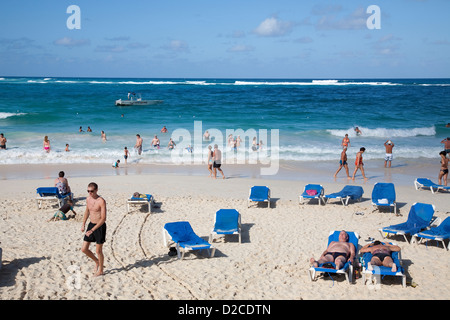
[333,131,448,186]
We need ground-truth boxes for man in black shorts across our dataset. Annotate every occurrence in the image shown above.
[213,144,225,179]
[360,240,401,272]
[81,182,107,277]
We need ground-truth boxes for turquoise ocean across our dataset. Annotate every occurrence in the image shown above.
[0,77,449,167]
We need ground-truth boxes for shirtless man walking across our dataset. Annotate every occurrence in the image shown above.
[384,140,394,168]
[310,231,356,270]
[0,133,6,150]
[334,147,350,179]
[81,182,107,277]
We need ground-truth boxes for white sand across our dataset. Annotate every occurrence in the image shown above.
[0,173,449,300]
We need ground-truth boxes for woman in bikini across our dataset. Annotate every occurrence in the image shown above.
[438,151,448,186]
[43,136,51,153]
[207,145,213,177]
[341,134,350,149]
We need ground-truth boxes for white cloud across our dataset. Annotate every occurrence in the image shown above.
[162,40,190,53]
[53,37,90,48]
[253,17,293,37]
[227,44,254,53]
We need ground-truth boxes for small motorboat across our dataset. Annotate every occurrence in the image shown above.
[115,92,163,106]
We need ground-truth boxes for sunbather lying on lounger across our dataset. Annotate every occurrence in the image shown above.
[310,230,356,270]
[360,240,401,272]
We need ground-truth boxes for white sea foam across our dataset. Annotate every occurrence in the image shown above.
[327,126,436,138]
[0,112,27,119]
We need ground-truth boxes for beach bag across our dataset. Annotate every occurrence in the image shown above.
[306,190,318,196]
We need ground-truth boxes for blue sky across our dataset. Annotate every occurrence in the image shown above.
[0,0,449,78]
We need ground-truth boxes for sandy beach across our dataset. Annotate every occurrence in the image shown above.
[0,164,449,301]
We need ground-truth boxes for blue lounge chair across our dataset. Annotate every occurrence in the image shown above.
[299,184,324,205]
[308,230,359,284]
[163,221,215,260]
[413,216,450,250]
[414,178,450,194]
[36,187,72,209]
[127,193,154,213]
[209,209,241,243]
[379,202,435,243]
[371,182,396,213]
[361,241,406,288]
[324,185,364,206]
[247,186,270,209]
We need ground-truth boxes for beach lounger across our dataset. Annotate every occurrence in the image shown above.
[163,221,216,260]
[127,193,154,213]
[361,241,406,288]
[209,209,241,243]
[308,230,359,284]
[371,182,396,213]
[412,216,450,250]
[247,186,271,209]
[299,184,324,205]
[324,185,364,206]
[379,202,435,243]
[414,178,450,194]
[36,187,72,209]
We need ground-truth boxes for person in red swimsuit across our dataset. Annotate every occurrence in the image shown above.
[352,147,367,181]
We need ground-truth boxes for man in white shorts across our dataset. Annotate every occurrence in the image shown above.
[384,140,394,168]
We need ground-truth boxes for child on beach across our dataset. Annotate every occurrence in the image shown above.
[112,160,120,168]
[48,199,77,221]
[43,136,50,153]
[352,147,367,181]
[65,144,70,152]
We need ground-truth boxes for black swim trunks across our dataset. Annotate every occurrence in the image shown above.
[84,222,106,244]
[213,161,221,168]
[373,252,390,262]
[325,252,348,260]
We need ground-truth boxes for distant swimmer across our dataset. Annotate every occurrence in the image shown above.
[124,147,129,164]
[384,140,395,168]
[439,151,448,186]
[0,133,7,150]
[160,126,168,133]
[101,130,107,142]
[334,147,350,179]
[43,136,51,153]
[352,147,367,181]
[79,126,84,133]
[341,134,350,149]
[135,134,143,155]
[446,123,450,128]
[203,130,210,141]
[441,137,450,154]
[87,126,92,132]
[354,127,362,136]
[65,144,70,152]
[151,135,160,149]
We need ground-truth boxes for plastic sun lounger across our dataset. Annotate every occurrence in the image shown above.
[324,185,364,206]
[36,187,73,209]
[299,184,324,205]
[209,209,241,243]
[412,216,450,250]
[247,186,271,209]
[361,241,406,288]
[308,230,360,284]
[379,202,435,244]
[127,194,154,213]
[163,221,215,260]
[414,178,450,194]
[371,182,396,213]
